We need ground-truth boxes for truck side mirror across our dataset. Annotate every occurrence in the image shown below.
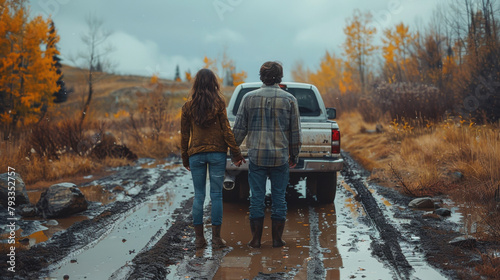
[326,108,336,119]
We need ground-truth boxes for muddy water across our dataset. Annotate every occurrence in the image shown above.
[20,185,116,250]
[211,179,396,279]
[362,179,448,280]
[46,173,193,280]
[214,202,314,279]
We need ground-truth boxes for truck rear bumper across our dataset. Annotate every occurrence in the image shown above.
[225,157,344,173]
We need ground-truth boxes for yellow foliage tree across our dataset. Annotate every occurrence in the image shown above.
[203,53,247,86]
[342,9,377,94]
[185,71,192,82]
[308,51,350,106]
[231,70,247,86]
[381,23,417,83]
[0,0,60,139]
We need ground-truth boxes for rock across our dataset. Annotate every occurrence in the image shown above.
[451,172,464,180]
[90,140,138,161]
[408,197,435,209]
[36,183,88,218]
[449,236,477,248]
[422,213,442,220]
[0,172,30,207]
[44,220,59,226]
[19,204,37,218]
[434,208,451,217]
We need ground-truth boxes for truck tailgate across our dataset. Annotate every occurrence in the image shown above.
[299,122,333,158]
[229,121,334,158]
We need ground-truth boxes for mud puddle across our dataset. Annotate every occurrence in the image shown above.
[46,171,193,280]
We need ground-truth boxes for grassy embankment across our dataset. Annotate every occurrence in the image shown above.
[337,111,500,240]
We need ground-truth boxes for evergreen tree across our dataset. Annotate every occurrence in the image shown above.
[48,20,68,103]
[174,65,181,82]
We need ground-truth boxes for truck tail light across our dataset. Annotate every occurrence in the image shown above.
[331,129,340,154]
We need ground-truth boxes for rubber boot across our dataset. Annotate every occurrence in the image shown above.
[272,219,286,248]
[211,225,227,248]
[194,224,207,249]
[248,218,264,248]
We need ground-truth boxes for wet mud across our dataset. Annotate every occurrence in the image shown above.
[3,155,497,279]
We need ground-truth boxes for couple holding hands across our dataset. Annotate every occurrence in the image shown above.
[181,61,302,249]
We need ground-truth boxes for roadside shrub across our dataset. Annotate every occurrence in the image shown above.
[372,82,451,123]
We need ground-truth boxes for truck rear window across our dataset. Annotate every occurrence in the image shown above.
[232,87,321,116]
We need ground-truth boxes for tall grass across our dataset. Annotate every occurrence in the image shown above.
[338,111,500,237]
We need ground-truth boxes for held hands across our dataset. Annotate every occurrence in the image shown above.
[233,157,246,167]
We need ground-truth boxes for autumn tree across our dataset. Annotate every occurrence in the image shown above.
[231,70,247,86]
[204,53,247,86]
[308,51,343,105]
[381,23,417,83]
[0,0,60,139]
[185,70,192,82]
[203,56,218,75]
[342,9,377,94]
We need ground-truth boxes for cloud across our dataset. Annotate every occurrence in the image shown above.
[107,32,202,79]
[204,28,245,45]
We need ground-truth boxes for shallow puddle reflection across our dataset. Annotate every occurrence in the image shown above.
[214,199,342,279]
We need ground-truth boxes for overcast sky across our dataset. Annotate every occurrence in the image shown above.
[29,0,440,82]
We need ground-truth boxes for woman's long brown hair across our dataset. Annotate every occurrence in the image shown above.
[188,68,226,128]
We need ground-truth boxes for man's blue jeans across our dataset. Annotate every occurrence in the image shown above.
[248,161,289,221]
[189,152,226,226]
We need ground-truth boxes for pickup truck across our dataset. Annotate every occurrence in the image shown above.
[223,82,343,204]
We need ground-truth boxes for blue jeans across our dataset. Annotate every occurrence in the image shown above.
[189,152,226,226]
[248,161,289,221]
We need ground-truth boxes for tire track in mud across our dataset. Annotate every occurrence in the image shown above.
[114,198,195,280]
[2,166,176,280]
[341,152,412,279]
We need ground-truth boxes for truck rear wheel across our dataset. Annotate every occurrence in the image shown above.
[223,172,249,202]
[309,172,337,204]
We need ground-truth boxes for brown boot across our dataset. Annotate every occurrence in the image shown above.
[211,225,226,248]
[248,218,264,248]
[272,219,286,248]
[194,224,207,249]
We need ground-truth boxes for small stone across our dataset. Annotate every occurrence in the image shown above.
[44,219,59,226]
[422,213,442,220]
[449,236,477,248]
[409,197,435,209]
[434,208,451,217]
[19,205,37,218]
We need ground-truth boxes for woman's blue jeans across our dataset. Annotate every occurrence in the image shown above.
[189,152,226,226]
[248,161,289,221]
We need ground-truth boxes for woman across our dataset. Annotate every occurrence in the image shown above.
[181,68,245,249]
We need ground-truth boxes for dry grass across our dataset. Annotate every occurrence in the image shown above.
[339,110,500,277]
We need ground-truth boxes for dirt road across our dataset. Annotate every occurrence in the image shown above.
[2,155,471,279]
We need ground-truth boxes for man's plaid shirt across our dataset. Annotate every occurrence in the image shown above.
[233,84,302,167]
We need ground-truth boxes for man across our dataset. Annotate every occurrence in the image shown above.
[233,61,302,248]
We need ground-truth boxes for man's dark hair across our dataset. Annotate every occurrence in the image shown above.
[260,61,283,85]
